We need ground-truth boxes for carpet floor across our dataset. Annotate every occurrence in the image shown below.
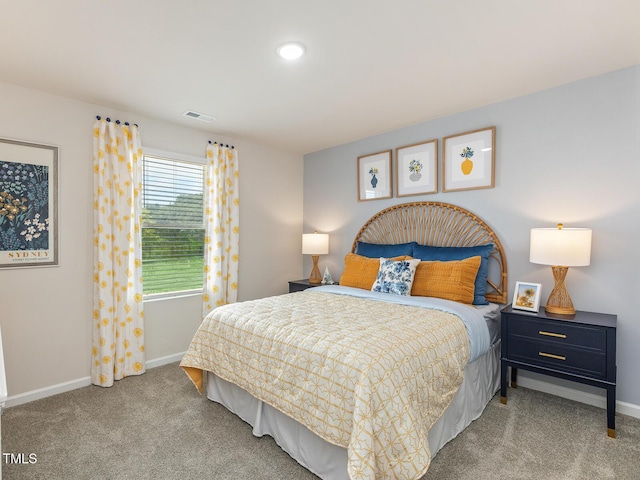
[2,362,639,479]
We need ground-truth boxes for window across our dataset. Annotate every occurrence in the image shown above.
[141,154,205,296]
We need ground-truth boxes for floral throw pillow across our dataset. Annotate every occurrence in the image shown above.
[371,257,421,295]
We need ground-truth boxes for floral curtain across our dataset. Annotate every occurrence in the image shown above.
[202,143,240,316]
[91,117,145,387]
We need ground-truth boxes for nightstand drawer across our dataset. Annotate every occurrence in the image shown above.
[507,316,606,352]
[508,338,607,378]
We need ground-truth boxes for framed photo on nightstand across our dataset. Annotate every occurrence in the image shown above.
[512,281,542,312]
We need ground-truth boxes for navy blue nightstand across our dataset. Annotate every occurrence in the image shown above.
[500,305,617,437]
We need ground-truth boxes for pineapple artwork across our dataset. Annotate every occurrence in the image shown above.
[459,147,474,175]
[443,127,494,192]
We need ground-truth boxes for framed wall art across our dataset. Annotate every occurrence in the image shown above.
[512,281,542,312]
[442,126,495,192]
[0,137,59,268]
[395,139,437,197]
[357,150,392,201]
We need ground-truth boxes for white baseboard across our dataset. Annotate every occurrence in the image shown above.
[4,352,185,408]
[516,376,640,420]
[5,355,640,421]
[145,352,185,369]
[4,376,92,408]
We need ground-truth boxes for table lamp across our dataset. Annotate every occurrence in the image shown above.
[302,232,329,284]
[529,224,592,315]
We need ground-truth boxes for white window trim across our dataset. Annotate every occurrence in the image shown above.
[143,289,203,302]
[142,147,206,166]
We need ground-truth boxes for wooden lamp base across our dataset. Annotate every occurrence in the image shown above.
[308,254,322,284]
[544,266,576,315]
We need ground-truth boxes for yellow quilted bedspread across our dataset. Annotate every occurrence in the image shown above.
[181,290,470,480]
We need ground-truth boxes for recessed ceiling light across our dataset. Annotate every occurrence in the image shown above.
[277,42,305,60]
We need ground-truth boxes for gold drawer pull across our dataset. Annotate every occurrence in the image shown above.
[539,352,566,361]
[539,330,566,339]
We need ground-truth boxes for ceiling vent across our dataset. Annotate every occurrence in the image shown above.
[182,110,215,122]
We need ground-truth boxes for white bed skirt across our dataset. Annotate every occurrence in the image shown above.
[207,340,501,480]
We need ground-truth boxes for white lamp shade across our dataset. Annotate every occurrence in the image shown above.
[302,233,329,255]
[530,227,592,267]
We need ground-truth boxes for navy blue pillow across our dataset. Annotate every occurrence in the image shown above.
[412,243,494,305]
[355,241,415,258]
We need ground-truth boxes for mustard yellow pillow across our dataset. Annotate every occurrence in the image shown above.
[411,256,481,304]
[339,253,410,290]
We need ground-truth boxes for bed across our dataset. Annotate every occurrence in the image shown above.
[181,202,508,480]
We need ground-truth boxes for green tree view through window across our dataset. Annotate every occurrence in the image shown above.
[142,155,205,295]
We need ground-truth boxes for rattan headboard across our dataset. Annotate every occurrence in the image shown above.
[351,202,508,304]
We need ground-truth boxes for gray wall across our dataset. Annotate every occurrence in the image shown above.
[303,65,640,409]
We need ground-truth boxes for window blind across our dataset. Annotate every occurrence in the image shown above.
[142,155,205,295]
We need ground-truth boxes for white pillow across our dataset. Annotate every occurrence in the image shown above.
[371,257,421,295]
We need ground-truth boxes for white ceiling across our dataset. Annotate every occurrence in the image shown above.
[1,1,639,155]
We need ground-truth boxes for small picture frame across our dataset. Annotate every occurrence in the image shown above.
[443,126,495,192]
[395,139,438,197]
[357,150,392,201]
[512,281,542,312]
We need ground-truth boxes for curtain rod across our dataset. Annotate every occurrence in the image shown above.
[208,140,235,149]
[95,115,138,128]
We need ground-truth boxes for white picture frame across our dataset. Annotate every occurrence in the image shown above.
[512,281,542,312]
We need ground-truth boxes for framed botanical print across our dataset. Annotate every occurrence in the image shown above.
[0,137,59,268]
[395,139,437,197]
[443,126,495,192]
[357,150,392,201]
